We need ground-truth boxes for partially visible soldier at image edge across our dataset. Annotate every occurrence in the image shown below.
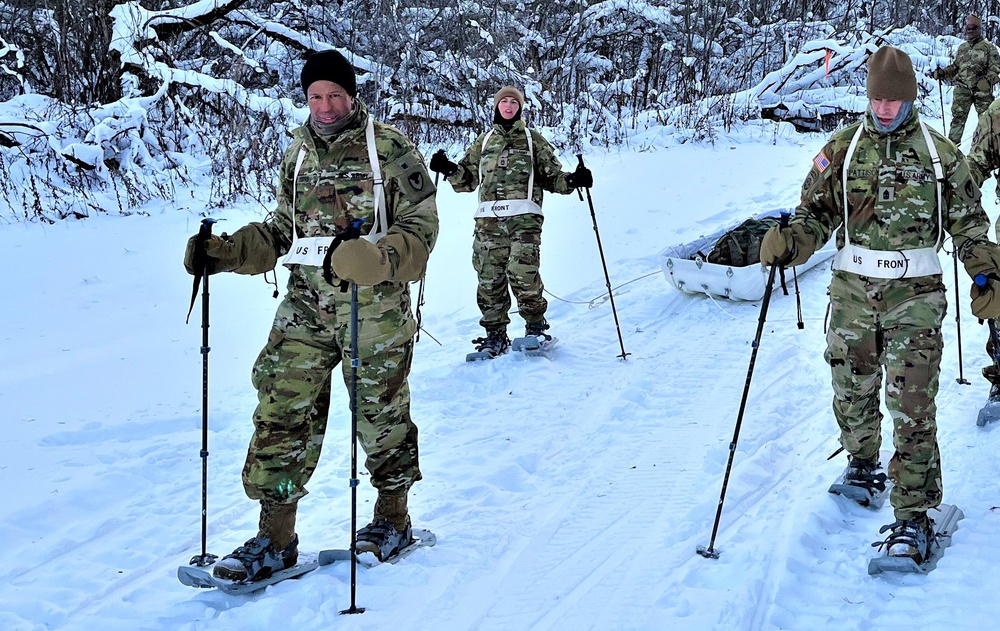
[964,95,1000,402]
[182,49,438,581]
[932,13,1000,146]
[761,46,1000,565]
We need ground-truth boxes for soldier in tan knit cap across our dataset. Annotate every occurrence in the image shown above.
[428,87,593,357]
[761,44,1000,568]
[932,14,1000,145]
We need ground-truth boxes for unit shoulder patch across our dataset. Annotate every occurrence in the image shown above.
[383,150,436,203]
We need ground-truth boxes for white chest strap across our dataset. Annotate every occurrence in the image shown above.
[840,121,943,249]
[480,126,534,201]
[288,118,389,247]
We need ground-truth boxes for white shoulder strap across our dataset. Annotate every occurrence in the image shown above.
[917,121,945,249]
[841,124,865,247]
[364,118,389,243]
[290,145,308,238]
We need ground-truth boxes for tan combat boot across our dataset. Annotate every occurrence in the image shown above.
[213,500,299,581]
[356,491,412,561]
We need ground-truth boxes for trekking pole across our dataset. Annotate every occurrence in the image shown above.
[415,172,439,344]
[792,267,804,329]
[188,217,219,567]
[938,79,948,136]
[323,217,367,616]
[953,244,971,384]
[577,154,629,360]
[340,277,366,615]
[698,212,789,559]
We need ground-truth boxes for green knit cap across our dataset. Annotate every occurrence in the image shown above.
[866,46,917,101]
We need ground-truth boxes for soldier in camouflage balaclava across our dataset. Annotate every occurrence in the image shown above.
[761,46,1000,565]
[933,14,1000,145]
[428,86,593,356]
[183,49,439,579]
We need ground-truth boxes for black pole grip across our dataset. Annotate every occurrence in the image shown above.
[322,218,367,289]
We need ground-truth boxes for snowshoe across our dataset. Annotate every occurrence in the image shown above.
[977,381,1000,427]
[212,534,299,582]
[356,519,412,562]
[466,329,511,362]
[828,455,889,509]
[868,504,964,575]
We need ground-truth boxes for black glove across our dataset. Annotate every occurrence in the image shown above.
[931,68,943,80]
[566,164,593,189]
[429,149,457,177]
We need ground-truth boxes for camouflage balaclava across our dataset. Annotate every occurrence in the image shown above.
[966,14,983,40]
[867,46,917,101]
[493,86,524,125]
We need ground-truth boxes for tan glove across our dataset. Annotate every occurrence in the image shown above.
[331,238,392,286]
[183,234,239,275]
[759,223,817,267]
[978,78,992,92]
[963,242,1000,279]
[963,243,1000,318]
[183,224,279,276]
[972,282,1000,319]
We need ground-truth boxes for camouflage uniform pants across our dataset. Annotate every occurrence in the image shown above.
[983,328,1000,388]
[241,322,421,504]
[949,85,994,145]
[472,214,547,330]
[824,271,945,520]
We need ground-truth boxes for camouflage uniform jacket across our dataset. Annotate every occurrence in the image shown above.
[447,119,574,210]
[227,100,438,357]
[939,35,1000,92]
[793,108,991,261]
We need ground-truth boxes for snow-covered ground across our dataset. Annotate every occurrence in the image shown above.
[4,110,1000,631]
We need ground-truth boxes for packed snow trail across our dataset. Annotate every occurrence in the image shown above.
[6,137,1000,630]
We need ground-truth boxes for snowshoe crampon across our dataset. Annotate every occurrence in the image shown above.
[868,504,964,575]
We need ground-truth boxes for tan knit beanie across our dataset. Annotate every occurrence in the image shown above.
[967,14,983,35]
[866,46,917,101]
[493,86,525,108]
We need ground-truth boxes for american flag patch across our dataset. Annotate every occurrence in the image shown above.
[813,151,830,172]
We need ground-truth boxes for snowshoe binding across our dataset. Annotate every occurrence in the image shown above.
[356,519,413,562]
[511,322,557,357]
[870,515,934,571]
[212,534,299,582]
[868,504,964,575]
[466,329,511,362]
[828,455,889,509]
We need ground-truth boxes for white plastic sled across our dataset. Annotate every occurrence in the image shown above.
[660,208,836,301]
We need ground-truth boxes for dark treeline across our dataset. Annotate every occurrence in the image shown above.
[0,0,995,220]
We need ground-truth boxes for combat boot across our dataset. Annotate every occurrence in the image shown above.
[356,491,412,562]
[213,500,298,581]
[843,455,888,494]
[873,513,934,565]
[471,328,511,358]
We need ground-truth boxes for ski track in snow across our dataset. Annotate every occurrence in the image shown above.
[5,134,1000,630]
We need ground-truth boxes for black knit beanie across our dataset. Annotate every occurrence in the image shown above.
[300,50,357,98]
[867,46,917,101]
